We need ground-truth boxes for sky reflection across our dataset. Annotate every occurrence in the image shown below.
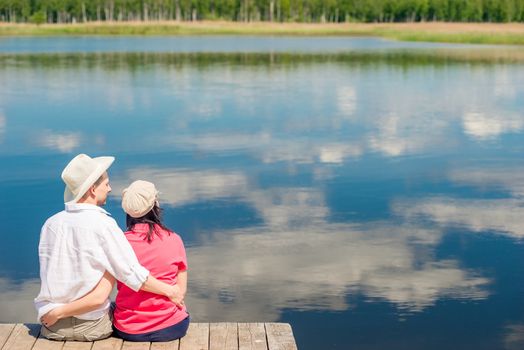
[395,163,524,239]
[504,324,524,350]
[449,167,524,198]
[111,167,249,207]
[1,54,523,160]
[109,167,491,321]
[0,36,489,54]
[0,111,5,144]
[396,197,524,238]
[0,278,40,322]
[183,210,490,321]
[1,45,524,349]
[462,112,524,140]
[36,130,83,153]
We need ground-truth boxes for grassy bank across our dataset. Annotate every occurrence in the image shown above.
[1,21,524,45]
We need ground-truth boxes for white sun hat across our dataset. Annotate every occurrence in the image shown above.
[122,180,159,218]
[61,153,115,203]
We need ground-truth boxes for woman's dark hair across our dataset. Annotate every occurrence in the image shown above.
[126,203,170,242]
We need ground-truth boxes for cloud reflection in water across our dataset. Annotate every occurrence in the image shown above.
[111,167,249,207]
[366,112,441,157]
[504,324,524,350]
[173,132,364,165]
[1,55,523,161]
[0,111,5,143]
[0,278,39,323]
[396,166,524,238]
[336,86,357,117]
[449,167,524,198]
[2,51,523,330]
[183,189,489,321]
[112,168,490,321]
[35,129,82,153]
[395,197,524,238]
[462,112,524,141]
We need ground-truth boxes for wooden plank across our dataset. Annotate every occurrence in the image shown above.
[265,324,297,350]
[62,340,92,350]
[1,324,40,350]
[149,340,179,350]
[238,323,267,350]
[32,336,64,350]
[121,341,150,350]
[0,324,16,349]
[0,323,296,350]
[209,323,238,350]
[91,338,123,350]
[179,323,209,350]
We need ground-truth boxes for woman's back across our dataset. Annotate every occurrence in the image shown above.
[113,223,188,334]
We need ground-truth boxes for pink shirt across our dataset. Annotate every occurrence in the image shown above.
[113,223,188,334]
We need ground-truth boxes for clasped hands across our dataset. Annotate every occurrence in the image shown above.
[167,283,185,309]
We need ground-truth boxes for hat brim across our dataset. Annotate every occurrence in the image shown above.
[64,156,114,203]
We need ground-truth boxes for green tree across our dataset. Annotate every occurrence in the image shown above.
[30,9,46,23]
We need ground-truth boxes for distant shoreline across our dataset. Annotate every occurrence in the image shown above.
[1,21,524,45]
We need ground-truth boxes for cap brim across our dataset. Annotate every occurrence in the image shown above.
[64,156,115,203]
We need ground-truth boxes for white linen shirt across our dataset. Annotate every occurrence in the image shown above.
[34,203,150,321]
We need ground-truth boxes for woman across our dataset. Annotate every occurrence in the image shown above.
[113,180,189,341]
[41,180,189,342]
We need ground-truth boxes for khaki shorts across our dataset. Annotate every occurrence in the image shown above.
[40,311,113,341]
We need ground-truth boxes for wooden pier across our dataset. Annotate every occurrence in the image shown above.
[0,323,297,350]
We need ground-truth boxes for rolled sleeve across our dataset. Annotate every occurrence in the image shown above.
[99,220,149,291]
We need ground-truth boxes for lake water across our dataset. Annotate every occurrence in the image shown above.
[0,36,523,349]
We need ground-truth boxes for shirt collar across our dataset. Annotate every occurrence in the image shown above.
[65,202,111,216]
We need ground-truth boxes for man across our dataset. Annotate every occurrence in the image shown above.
[34,154,183,341]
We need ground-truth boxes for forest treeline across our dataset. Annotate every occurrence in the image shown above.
[2,0,524,24]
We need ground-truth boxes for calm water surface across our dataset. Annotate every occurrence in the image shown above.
[0,37,524,350]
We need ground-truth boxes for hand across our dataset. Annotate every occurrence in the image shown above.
[41,308,62,328]
[166,284,185,309]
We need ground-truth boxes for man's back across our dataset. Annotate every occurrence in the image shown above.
[35,202,149,322]
[35,203,116,321]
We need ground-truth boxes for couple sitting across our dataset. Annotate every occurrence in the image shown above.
[34,154,189,342]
